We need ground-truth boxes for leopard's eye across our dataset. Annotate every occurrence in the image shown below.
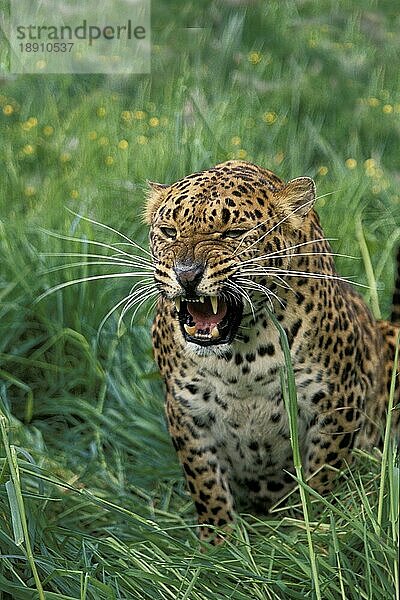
[222,229,249,239]
[160,226,177,239]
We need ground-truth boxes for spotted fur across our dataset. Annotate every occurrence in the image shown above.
[145,160,400,542]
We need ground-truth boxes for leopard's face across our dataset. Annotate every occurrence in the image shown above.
[145,160,315,351]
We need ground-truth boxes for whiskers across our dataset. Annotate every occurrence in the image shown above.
[38,212,158,337]
[234,277,283,309]
[232,247,367,316]
[228,207,367,315]
[98,279,159,338]
[223,281,257,321]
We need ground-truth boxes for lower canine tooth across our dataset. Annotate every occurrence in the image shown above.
[211,326,220,338]
[211,296,218,314]
[174,297,181,312]
[184,324,196,336]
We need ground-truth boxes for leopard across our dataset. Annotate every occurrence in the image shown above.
[144,160,400,543]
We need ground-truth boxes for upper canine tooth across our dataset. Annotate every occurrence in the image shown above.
[174,297,181,312]
[211,296,218,315]
[199,296,205,303]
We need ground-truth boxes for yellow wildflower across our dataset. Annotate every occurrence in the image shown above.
[364,158,376,169]
[121,110,133,121]
[23,144,34,155]
[3,104,14,116]
[345,158,357,170]
[118,139,129,150]
[248,51,262,65]
[262,112,277,125]
[24,186,36,197]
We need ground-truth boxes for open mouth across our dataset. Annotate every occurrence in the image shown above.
[174,294,243,346]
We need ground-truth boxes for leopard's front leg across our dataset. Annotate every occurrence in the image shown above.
[166,391,234,543]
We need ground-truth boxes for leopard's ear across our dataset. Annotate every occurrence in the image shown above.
[143,181,169,224]
[147,181,169,192]
[275,177,316,224]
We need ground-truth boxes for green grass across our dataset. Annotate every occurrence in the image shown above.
[0,0,399,598]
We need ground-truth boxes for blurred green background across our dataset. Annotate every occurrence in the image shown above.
[0,1,399,598]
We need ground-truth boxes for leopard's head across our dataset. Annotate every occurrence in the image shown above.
[145,161,315,351]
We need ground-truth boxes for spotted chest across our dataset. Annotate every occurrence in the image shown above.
[171,317,325,509]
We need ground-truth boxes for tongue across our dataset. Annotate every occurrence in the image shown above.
[187,298,227,329]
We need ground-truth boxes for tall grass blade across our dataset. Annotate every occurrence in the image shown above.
[0,411,45,600]
[5,479,24,546]
[355,217,381,319]
[266,308,322,600]
[377,331,399,527]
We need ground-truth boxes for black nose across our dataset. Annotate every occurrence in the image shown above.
[174,261,205,294]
